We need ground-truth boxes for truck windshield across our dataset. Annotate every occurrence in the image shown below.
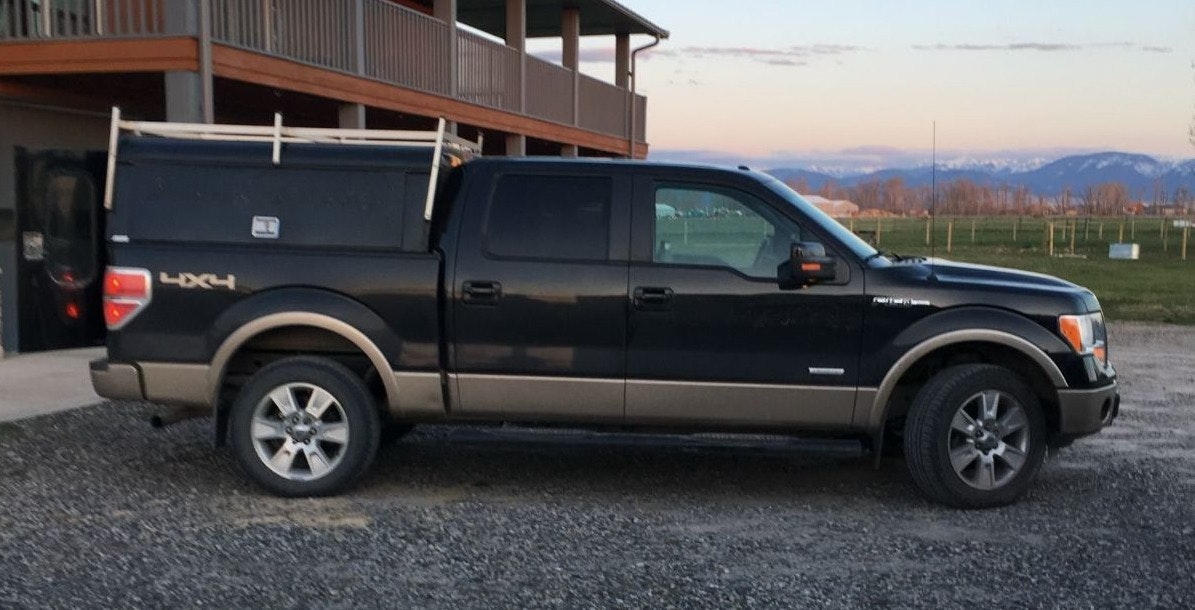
[760,176,880,261]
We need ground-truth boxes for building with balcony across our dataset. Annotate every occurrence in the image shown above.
[0,0,668,353]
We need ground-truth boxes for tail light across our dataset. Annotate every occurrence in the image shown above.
[103,267,152,329]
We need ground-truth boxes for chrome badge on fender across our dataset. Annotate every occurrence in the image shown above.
[159,272,237,290]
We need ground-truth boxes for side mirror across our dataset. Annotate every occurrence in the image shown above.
[778,241,837,289]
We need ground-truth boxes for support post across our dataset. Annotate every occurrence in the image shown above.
[947,221,953,253]
[353,0,366,75]
[434,0,459,99]
[615,33,630,89]
[338,104,366,129]
[163,1,206,123]
[504,0,526,156]
[562,7,580,126]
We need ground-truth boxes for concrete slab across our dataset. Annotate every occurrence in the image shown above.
[0,347,105,422]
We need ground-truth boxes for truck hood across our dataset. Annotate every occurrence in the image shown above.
[884,258,1101,313]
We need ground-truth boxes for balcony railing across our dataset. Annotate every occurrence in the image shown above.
[0,0,648,143]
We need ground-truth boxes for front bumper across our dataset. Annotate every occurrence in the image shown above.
[90,358,145,401]
[1056,380,1119,438]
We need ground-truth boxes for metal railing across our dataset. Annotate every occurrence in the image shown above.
[2,0,647,146]
[456,28,520,113]
[363,0,449,96]
[526,54,574,126]
[579,72,627,138]
[0,0,167,38]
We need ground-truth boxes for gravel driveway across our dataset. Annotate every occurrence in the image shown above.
[0,323,1192,608]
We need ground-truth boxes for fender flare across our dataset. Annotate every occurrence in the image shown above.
[860,328,1068,432]
[207,311,401,412]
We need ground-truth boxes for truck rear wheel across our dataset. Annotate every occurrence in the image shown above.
[904,364,1046,508]
[229,356,380,497]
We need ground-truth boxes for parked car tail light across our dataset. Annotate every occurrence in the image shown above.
[1059,312,1107,368]
[103,267,152,330]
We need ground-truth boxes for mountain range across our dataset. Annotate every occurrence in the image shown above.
[764,152,1195,201]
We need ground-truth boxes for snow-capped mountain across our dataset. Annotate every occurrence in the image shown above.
[764,152,1195,199]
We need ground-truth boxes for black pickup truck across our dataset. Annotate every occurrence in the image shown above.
[90,116,1118,508]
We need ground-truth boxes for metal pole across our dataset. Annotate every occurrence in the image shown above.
[628,35,662,158]
[199,0,214,123]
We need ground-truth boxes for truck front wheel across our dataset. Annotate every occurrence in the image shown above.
[904,364,1047,508]
[229,356,380,497]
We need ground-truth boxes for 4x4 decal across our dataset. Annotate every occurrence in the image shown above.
[159,272,237,291]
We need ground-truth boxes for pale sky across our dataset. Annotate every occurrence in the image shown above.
[531,0,1195,165]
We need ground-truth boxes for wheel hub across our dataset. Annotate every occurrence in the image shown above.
[947,389,1032,491]
[251,381,350,482]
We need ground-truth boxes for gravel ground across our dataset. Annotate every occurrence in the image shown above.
[0,323,1192,608]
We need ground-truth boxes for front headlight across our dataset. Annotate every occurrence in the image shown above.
[1059,312,1107,367]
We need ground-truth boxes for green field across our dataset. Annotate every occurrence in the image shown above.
[844,216,1195,324]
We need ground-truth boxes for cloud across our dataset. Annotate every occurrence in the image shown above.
[532,48,619,64]
[535,44,864,67]
[914,42,1172,53]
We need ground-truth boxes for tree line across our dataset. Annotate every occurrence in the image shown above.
[785,176,1195,217]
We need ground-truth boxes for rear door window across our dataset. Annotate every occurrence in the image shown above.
[484,175,612,262]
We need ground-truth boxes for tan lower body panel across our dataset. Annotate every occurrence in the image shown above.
[140,363,211,407]
[390,371,445,418]
[626,380,858,428]
[451,374,624,420]
[852,388,880,430]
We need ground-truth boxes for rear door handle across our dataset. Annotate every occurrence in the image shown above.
[462,280,502,305]
[633,286,674,310]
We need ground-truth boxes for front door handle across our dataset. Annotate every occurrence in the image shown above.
[462,280,502,305]
[633,286,674,310]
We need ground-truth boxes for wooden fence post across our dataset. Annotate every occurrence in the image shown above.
[1084,217,1090,242]
[1163,220,1169,253]
[1070,220,1076,254]
[1131,217,1136,240]
[1013,217,1019,242]
[1184,227,1189,261]
[1099,222,1104,239]
[925,217,931,245]
[876,218,883,248]
[1048,222,1055,256]
[1118,221,1124,243]
[947,221,954,254]
[970,219,976,243]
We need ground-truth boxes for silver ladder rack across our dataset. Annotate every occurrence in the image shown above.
[103,107,483,221]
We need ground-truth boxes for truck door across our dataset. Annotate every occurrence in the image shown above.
[449,169,631,421]
[11,149,107,352]
[625,176,866,427]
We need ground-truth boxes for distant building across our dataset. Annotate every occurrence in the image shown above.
[802,195,859,218]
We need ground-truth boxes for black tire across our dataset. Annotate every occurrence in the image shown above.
[903,364,1047,509]
[229,356,380,497]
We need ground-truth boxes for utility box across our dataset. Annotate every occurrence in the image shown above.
[1109,243,1140,260]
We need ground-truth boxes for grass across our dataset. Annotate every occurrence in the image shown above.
[847,216,1195,325]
